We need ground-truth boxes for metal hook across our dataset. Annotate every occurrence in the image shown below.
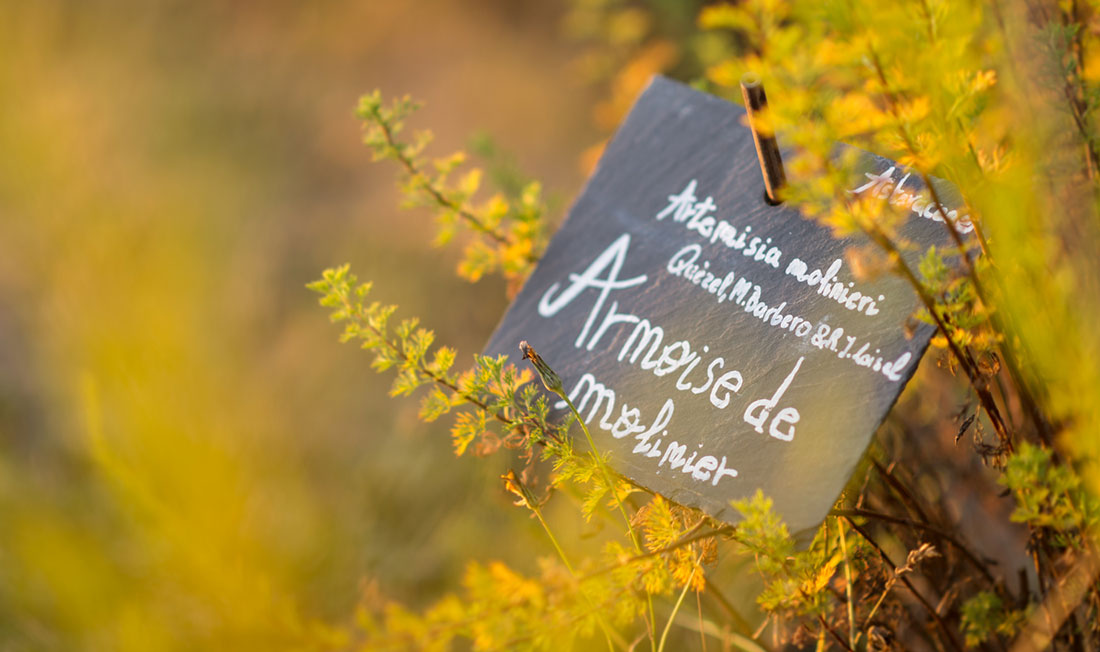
[740,73,786,205]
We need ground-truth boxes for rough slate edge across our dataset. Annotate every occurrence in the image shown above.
[487,75,944,535]
[483,75,960,540]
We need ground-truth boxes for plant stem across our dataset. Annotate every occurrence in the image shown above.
[338,291,569,452]
[658,556,700,652]
[870,458,934,526]
[838,519,858,650]
[367,104,539,262]
[831,508,997,587]
[704,583,759,641]
[817,613,856,652]
[560,393,657,649]
[509,471,625,652]
[844,517,965,652]
[859,218,1012,449]
[562,396,645,547]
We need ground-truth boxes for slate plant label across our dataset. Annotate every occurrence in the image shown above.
[484,76,968,538]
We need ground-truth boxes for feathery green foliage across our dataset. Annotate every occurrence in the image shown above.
[313,0,1100,646]
[357,91,547,291]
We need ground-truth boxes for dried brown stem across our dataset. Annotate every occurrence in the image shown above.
[863,47,1028,451]
[817,612,856,652]
[845,517,965,652]
[860,220,1012,448]
[831,508,997,587]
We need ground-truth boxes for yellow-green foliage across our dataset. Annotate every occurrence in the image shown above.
[960,591,1029,647]
[309,263,730,650]
[357,92,547,292]
[316,0,1100,643]
[1001,442,1100,540]
[696,0,1100,471]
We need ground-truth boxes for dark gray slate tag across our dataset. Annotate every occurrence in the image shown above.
[484,76,969,538]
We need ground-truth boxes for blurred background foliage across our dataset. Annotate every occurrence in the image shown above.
[0,1,617,648]
[6,0,1100,650]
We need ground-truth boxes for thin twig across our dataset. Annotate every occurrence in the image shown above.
[866,43,1056,448]
[658,555,701,652]
[817,613,856,652]
[369,107,522,251]
[704,583,759,641]
[838,519,858,650]
[506,471,625,651]
[831,508,997,586]
[859,217,1012,448]
[870,458,934,526]
[844,517,965,652]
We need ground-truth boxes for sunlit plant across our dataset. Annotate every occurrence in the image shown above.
[313,1,1100,648]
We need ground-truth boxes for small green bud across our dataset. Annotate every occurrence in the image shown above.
[519,341,563,395]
